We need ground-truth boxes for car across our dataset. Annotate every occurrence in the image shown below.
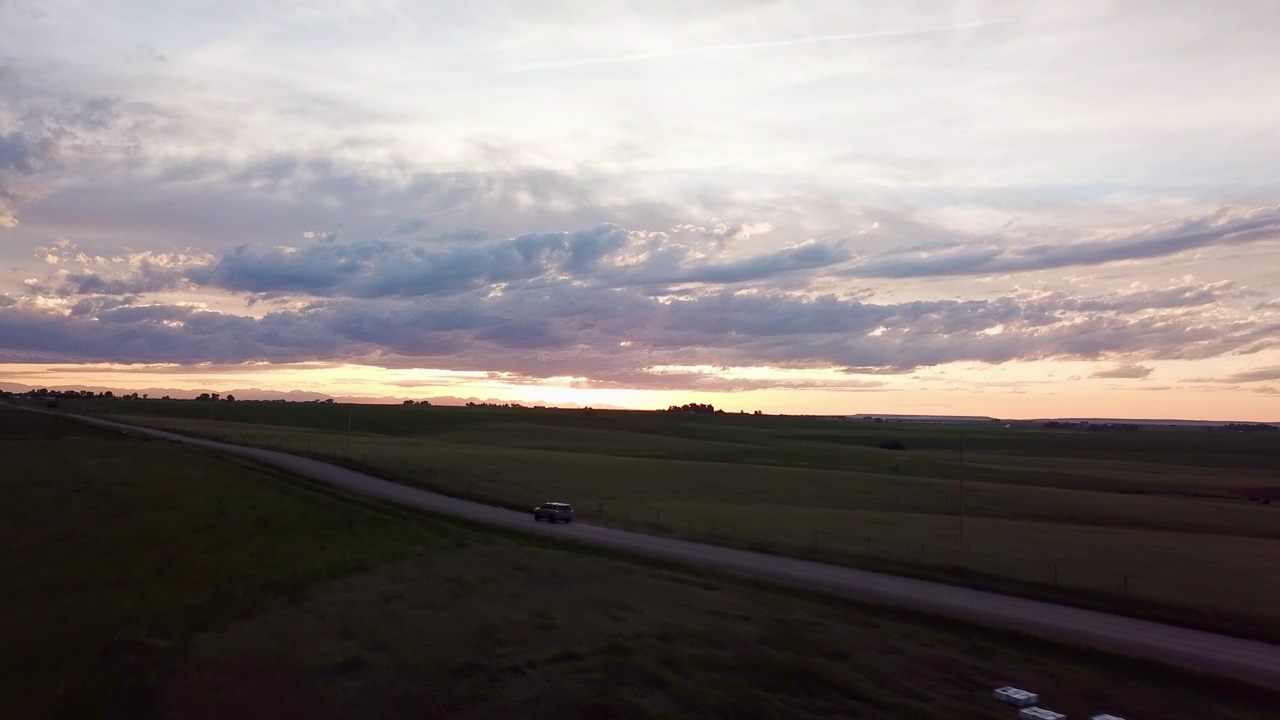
[533,502,574,523]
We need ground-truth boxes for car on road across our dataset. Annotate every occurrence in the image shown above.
[533,502,574,523]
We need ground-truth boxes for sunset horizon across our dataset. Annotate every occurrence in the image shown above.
[4,3,1278,421]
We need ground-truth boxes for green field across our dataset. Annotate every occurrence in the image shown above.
[53,399,1280,641]
[3,405,1278,718]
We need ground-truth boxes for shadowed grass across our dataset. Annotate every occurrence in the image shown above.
[0,406,468,718]
[168,544,1279,720]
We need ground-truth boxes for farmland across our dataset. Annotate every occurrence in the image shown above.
[56,398,1280,642]
[3,404,1278,718]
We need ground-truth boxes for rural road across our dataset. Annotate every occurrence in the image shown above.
[69,413,1280,691]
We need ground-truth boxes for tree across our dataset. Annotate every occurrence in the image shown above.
[666,402,717,414]
[225,394,235,402]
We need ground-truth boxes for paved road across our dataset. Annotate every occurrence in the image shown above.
[70,413,1280,691]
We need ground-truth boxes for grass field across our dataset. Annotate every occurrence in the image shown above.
[3,404,1278,718]
[70,398,1280,642]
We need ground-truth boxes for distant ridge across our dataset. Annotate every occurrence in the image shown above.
[833,414,1279,426]
[843,413,997,423]
[1032,417,1279,427]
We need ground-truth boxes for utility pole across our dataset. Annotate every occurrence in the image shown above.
[959,430,967,569]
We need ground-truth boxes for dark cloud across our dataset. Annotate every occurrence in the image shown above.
[1011,281,1241,316]
[840,366,917,375]
[68,294,137,317]
[3,275,1278,383]
[1,91,134,226]
[54,269,185,297]
[187,224,632,297]
[0,130,56,173]
[61,225,849,300]
[393,216,427,235]
[849,205,1280,278]
[608,239,851,286]
[0,128,57,225]
[47,95,121,132]
[16,210,1275,383]
[1091,364,1153,379]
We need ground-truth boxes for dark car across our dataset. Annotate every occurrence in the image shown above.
[533,502,574,523]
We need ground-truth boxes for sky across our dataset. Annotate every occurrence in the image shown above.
[2,0,1279,419]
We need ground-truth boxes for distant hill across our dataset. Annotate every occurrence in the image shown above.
[842,414,998,423]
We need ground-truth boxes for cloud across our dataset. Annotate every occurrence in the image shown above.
[393,216,427,235]
[498,17,1018,73]
[0,90,137,226]
[31,246,212,298]
[1091,364,1153,379]
[1010,280,1241,315]
[608,239,851,286]
[2,2,1279,404]
[1222,366,1280,383]
[44,224,850,300]
[15,216,1277,387]
[0,130,57,174]
[3,273,1277,385]
[848,205,1280,279]
[68,294,137,317]
[188,225,633,298]
[0,129,57,226]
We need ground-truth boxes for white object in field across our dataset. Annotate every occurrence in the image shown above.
[994,687,1039,707]
[1019,708,1066,720]
[1091,716,1126,720]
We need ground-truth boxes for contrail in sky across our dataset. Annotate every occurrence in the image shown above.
[496,17,1019,74]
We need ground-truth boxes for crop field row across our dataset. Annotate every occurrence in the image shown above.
[85,400,1280,641]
